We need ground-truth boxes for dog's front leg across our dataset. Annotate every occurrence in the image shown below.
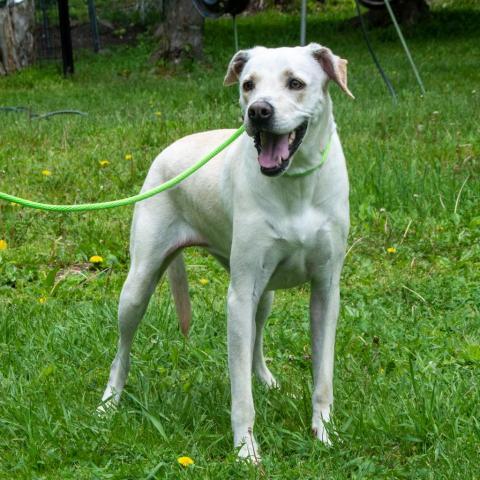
[227,259,272,463]
[309,265,343,445]
[227,279,260,462]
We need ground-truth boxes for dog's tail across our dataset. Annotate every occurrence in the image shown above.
[167,253,192,337]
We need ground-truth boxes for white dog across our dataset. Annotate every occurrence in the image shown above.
[100,43,353,462]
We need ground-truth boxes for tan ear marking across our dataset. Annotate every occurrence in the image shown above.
[337,58,355,99]
[224,50,250,86]
[310,45,355,99]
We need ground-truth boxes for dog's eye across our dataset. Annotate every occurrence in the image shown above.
[243,80,255,92]
[288,78,305,90]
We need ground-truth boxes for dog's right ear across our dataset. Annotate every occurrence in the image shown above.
[224,50,250,86]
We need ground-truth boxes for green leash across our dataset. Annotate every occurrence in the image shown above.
[0,126,245,213]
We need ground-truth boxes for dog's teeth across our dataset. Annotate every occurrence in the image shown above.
[288,131,296,145]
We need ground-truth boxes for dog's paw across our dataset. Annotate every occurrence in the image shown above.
[312,424,332,446]
[255,367,279,390]
[96,391,119,417]
[312,406,334,446]
[236,432,261,464]
[96,400,117,417]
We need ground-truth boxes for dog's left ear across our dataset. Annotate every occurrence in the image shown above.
[224,50,250,86]
[309,43,355,99]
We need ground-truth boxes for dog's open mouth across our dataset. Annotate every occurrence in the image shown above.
[253,121,308,177]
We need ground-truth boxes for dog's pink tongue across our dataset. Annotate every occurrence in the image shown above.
[258,133,289,169]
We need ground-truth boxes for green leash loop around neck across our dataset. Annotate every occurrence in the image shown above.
[0,126,245,213]
[283,135,332,178]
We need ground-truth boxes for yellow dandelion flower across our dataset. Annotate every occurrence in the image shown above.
[125,153,133,161]
[177,456,194,467]
[99,160,110,168]
[89,255,104,264]
[42,169,52,176]
[0,239,7,250]
[155,111,162,117]
[386,247,397,254]
[199,278,209,286]
[10,202,20,207]
[39,296,47,304]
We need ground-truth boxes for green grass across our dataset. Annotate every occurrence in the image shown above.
[1,2,479,479]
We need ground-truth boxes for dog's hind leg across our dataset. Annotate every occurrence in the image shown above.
[252,291,278,388]
[99,205,190,411]
[99,265,162,409]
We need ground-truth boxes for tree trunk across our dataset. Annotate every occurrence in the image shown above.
[151,0,204,63]
[0,0,35,75]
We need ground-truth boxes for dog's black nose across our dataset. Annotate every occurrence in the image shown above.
[248,101,274,122]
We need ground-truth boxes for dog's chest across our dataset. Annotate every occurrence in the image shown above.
[266,207,335,289]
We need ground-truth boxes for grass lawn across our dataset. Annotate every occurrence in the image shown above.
[0,2,479,478]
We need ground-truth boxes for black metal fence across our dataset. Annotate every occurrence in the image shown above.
[35,0,162,61]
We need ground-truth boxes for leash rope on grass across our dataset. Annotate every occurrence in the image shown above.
[0,126,245,213]
[0,107,87,119]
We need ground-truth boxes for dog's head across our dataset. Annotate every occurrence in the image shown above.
[224,44,354,177]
